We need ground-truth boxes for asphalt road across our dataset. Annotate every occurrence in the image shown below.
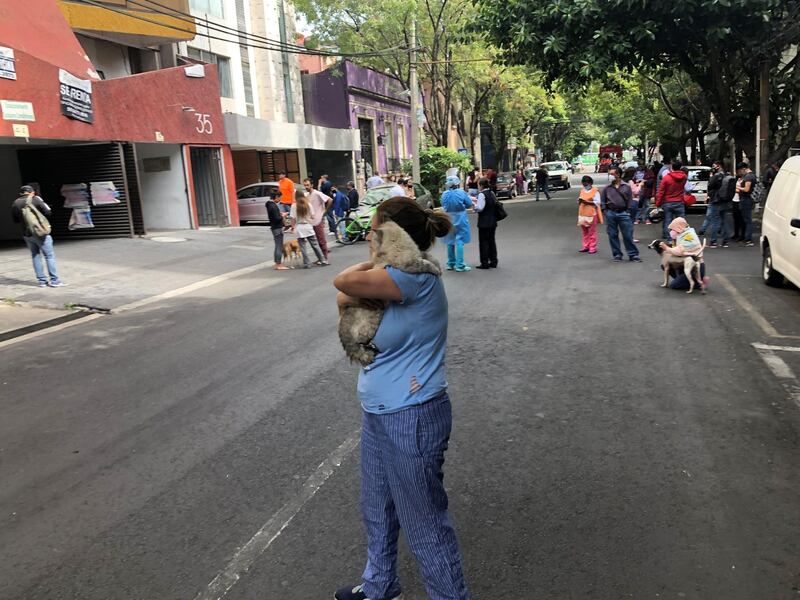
[2,181,800,599]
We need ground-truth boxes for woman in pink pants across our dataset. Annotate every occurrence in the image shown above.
[577,175,603,254]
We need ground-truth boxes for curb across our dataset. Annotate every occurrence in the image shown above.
[0,310,95,343]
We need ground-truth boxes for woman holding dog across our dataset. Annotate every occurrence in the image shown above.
[577,175,603,254]
[333,197,470,600]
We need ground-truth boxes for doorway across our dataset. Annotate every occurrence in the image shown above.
[190,147,227,226]
[358,118,376,177]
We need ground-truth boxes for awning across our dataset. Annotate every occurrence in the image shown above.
[224,113,360,153]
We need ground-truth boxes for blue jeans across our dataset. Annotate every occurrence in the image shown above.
[605,210,638,258]
[360,394,469,600]
[662,201,686,239]
[535,182,550,201]
[24,235,60,284]
[636,197,650,221]
[739,200,754,242]
[700,204,714,234]
[710,205,731,244]
[326,210,337,233]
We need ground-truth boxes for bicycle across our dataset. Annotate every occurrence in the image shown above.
[335,205,376,245]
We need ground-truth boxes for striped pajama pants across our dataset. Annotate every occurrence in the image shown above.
[360,393,469,600]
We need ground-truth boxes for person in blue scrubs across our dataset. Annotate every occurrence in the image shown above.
[440,175,474,272]
[333,197,469,600]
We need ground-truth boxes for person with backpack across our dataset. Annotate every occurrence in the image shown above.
[735,162,759,246]
[474,177,500,269]
[11,185,66,287]
[705,160,735,248]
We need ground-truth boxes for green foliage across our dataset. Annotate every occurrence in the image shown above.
[402,147,473,193]
[473,0,800,161]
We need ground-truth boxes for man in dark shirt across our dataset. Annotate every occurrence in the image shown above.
[346,181,359,211]
[535,166,551,201]
[11,185,66,287]
[735,162,758,246]
[601,167,640,262]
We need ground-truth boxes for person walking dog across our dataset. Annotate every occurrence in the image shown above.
[333,197,469,600]
[11,185,66,287]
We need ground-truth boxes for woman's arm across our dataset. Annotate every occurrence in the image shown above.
[334,263,403,301]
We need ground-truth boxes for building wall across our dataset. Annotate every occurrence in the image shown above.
[249,0,305,124]
[301,68,349,129]
[181,0,252,116]
[136,143,192,230]
[75,34,133,79]
[0,148,23,241]
[350,95,412,175]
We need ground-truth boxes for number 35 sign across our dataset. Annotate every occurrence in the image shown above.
[194,112,213,134]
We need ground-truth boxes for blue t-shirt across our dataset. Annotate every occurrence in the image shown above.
[358,267,448,414]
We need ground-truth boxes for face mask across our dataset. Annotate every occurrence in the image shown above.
[583,185,592,191]
[669,230,678,240]
[609,175,618,183]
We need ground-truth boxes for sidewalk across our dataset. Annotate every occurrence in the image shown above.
[0,226,301,332]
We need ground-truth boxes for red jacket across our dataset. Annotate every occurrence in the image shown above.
[655,170,688,206]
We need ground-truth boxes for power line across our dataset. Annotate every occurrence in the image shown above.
[123,0,351,57]
[75,0,408,58]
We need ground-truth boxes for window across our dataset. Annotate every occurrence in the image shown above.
[384,123,395,160]
[189,0,224,18]
[237,185,264,200]
[186,47,232,98]
[397,125,407,159]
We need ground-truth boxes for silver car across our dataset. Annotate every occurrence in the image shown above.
[685,166,711,209]
[236,181,304,225]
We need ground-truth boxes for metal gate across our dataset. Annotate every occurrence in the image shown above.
[358,118,375,177]
[17,142,144,238]
[190,147,228,226]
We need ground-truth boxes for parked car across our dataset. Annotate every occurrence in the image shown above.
[540,161,571,190]
[495,172,518,199]
[360,182,438,211]
[684,166,711,209]
[236,181,303,225]
[761,155,800,288]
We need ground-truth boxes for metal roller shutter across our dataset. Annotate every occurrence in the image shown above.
[17,142,145,239]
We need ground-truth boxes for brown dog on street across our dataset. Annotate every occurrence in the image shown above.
[282,239,301,267]
[648,239,707,294]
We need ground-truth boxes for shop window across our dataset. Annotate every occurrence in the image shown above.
[189,0,224,18]
[187,47,233,98]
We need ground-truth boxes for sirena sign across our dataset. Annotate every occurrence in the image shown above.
[59,69,93,124]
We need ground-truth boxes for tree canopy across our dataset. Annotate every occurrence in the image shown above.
[474,0,800,163]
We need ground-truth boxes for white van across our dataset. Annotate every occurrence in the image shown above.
[761,155,800,287]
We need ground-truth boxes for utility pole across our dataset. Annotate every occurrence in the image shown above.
[409,16,421,184]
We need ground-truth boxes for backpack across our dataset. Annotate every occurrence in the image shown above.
[21,196,51,237]
[751,181,766,204]
[717,175,736,203]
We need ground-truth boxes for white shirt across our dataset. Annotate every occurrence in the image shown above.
[306,190,328,226]
[389,185,405,197]
[290,203,316,238]
[366,175,385,189]
[475,192,486,212]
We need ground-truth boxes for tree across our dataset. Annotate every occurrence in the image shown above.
[401,146,473,192]
[473,0,800,164]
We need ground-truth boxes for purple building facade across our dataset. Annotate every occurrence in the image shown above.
[302,61,413,187]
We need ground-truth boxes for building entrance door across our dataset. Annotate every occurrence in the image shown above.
[358,118,376,177]
[190,147,228,226]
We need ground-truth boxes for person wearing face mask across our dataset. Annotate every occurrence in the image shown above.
[601,167,641,262]
[576,175,603,254]
[655,160,689,240]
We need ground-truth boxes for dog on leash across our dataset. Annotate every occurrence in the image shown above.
[648,239,707,294]
[282,240,301,267]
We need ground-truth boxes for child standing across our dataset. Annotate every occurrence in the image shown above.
[290,189,329,268]
[266,191,291,270]
[577,175,603,254]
